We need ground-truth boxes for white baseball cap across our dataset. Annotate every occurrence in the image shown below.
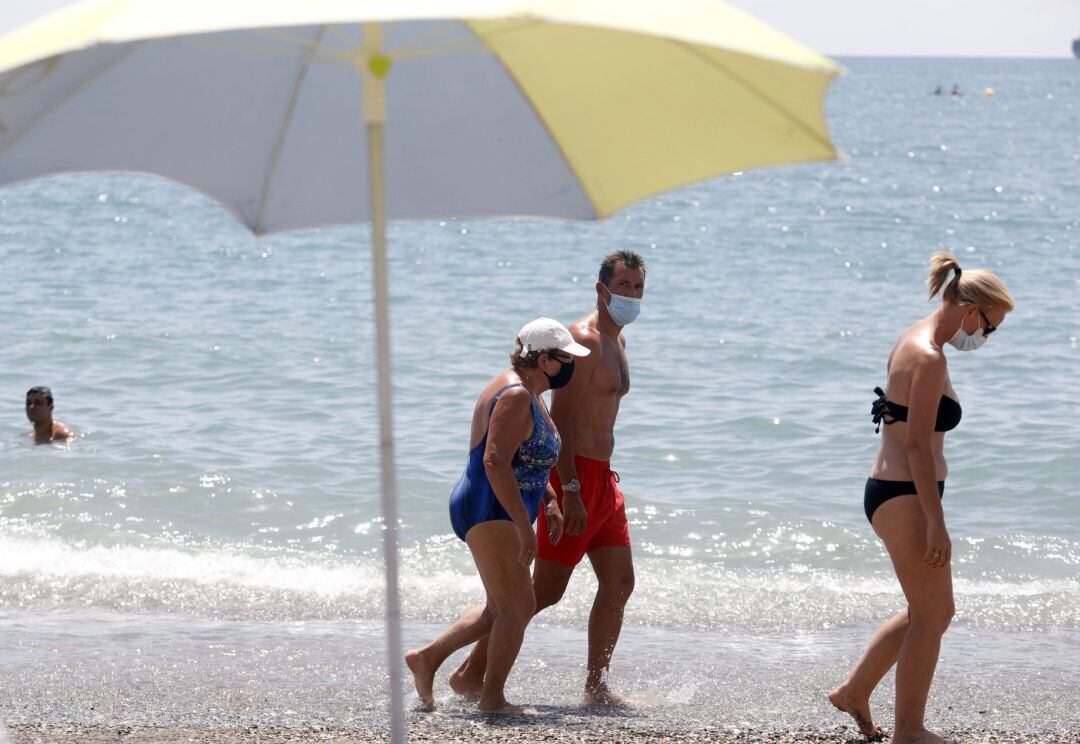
[517,317,591,358]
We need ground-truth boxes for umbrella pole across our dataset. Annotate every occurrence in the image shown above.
[368,117,405,744]
[363,23,406,744]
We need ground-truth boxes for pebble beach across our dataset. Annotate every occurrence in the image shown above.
[5,724,1080,744]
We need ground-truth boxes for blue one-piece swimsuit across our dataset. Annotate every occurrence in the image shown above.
[449,384,561,541]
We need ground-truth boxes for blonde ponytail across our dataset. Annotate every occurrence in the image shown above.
[927,251,962,302]
[926,252,1015,312]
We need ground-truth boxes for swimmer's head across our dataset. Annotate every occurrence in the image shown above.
[25,386,54,423]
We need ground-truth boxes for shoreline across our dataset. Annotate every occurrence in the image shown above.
[4,724,1080,743]
[3,613,1079,738]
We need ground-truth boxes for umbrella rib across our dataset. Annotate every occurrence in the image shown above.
[256,28,352,59]
[391,39,488,62]
[396,19,542,63]
[183,37,340,62]
[326,24,358,52]
[470,18,544,43]
[672,40,836,155]
[253,26,327,235]
[0,45,141,161]
[386,20,486,60]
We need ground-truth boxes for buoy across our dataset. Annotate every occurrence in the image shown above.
[984,87,996,98]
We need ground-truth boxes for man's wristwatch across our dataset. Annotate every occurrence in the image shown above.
[561,478,581,494]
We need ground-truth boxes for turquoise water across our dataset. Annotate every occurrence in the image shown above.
[0,58,1078,728]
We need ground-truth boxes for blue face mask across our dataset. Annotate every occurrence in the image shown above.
[603,287,641,326]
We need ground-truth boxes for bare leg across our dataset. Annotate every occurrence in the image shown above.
[583,546,634,707]
[867,495,954,743]
[449,625,489,699]
[406,602,491,711]
[448,615,492,700]
[829,608,907,738]
[450,558,575,698]
[464,521,537,714]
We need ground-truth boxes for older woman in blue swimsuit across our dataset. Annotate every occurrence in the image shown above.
[830,253,1014,743]
[406,317,589,714]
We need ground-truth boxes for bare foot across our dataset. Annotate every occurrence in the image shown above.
[893,729,948,744]
[405,649,437,712]
[584,682,632,709]
[828,685,883,740]
[448,668,483,701]
[477,698,531,715]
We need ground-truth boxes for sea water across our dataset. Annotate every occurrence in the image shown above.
[0,58,1077,731]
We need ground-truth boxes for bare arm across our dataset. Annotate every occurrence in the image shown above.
[483,388,534,524]
[550,333,599,536]
[551,359,590,484]
[543,482,564,544]
[483,387,538,564]
[902,352,951,567]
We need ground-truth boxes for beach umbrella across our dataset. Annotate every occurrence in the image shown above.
[0,2,840,739]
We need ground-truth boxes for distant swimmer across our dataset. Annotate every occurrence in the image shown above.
[951,84,964,96]
[933,85,943,96]
[829,253,1014,743]
[25,386,74,444]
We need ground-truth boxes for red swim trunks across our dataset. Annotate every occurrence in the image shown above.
[538,455,631,567]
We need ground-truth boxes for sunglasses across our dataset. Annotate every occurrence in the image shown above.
[977,307,997,337]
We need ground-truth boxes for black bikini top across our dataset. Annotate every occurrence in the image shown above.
[872,386,962,434]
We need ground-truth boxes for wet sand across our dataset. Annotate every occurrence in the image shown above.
[4,723,1079,743]
[3,617,1078,743]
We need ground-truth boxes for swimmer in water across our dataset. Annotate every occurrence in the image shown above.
[25,386,74,444]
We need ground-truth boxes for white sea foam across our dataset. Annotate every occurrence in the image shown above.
[2,532,1077,632]
[0,534,379,597]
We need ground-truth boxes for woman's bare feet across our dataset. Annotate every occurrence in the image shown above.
[584,682,632,708]
[405,649,437,712]
[448,668,483,700]
[828,685,882,739]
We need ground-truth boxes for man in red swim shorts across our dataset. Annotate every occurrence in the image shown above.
[452,250,645,707]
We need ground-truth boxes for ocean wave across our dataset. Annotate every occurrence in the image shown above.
[1,533,1076,633]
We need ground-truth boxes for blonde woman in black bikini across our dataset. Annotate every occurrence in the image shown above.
[830,253,1014,743]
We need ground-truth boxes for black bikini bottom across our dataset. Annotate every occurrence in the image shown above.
[864,478,945,523]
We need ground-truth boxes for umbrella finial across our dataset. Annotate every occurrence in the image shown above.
[361,24,388,124]
[368,54,392,80]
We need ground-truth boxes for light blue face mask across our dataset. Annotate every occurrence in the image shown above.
[603,288,641,326]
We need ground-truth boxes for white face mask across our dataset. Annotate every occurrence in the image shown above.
[947,308,988,352]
